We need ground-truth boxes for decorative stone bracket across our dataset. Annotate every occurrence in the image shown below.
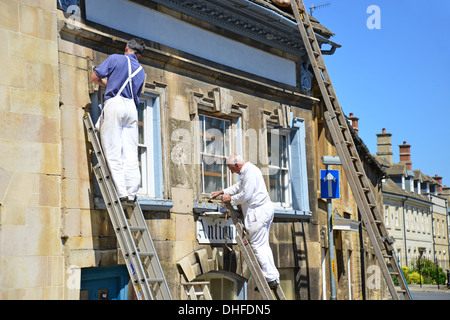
[189,87,247,118]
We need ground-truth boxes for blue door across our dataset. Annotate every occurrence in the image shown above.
[80,265,129,300]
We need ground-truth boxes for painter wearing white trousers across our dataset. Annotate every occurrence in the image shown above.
[211,154,280,288]
[91,39,146,201]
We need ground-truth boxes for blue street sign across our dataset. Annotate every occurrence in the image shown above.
[321,170,340,199]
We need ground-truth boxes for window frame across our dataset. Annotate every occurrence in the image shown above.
[267,127,292,209]
[265,116,311,218]
[137,93,163,199]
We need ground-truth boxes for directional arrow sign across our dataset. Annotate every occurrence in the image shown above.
[320,170,339,199]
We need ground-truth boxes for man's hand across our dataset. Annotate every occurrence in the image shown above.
[90,72,107,87]
[210,191,223,199]
[221,193,231,203]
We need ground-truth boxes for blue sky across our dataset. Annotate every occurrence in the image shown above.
[302,0,450,187]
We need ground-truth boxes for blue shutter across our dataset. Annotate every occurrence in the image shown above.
[289,117,311,216]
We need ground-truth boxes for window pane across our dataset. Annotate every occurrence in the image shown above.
[138,147,145,188]
[269,169,281,202]
[281,135,288,168]
[138,101,145,144]
[202,156,227,194]
[199,115,205,153]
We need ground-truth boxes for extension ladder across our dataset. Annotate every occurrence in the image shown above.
[83,113,172,300]
[289,0,412,300]
[181,281,212,300]
[224,202,286,300]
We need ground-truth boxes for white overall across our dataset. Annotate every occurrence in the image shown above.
[96,57,143,200]
[224,163,280,283]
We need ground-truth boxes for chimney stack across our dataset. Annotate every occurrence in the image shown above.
[376,128,393,164]
[348,113,359,135]
[399,141,412,170]
[434,174,443,194]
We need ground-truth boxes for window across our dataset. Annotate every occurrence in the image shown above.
[384,206,389,226]
[395,206,399,227]
[137,94,163,198]
[90,86,172,211]
[267,129,291,208]
[199,115,231,195]
[268,117,310,217]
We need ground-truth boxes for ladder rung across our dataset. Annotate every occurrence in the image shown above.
[147,278,163,283]
[121,201,136,207]
[355,168,364,174]
[129,226,146,232]
[138,251,155,257]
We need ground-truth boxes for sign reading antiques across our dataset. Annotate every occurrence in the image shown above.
[196,216,237,244]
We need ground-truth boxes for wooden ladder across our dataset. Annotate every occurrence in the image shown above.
[224,203,286,300]
[289,0,412,300]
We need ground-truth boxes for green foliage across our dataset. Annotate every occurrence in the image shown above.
[408,272,423,284]
[401,258,447,285]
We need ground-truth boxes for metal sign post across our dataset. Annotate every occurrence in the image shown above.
[321,156,341,300]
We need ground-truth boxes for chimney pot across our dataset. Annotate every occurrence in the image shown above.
[348,112,359,135]
[399,141,412,170]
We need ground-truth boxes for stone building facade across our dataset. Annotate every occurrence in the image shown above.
[1,0,388,300]
[375,129,450,270]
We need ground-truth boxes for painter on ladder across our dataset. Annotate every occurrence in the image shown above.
[210,154,280,289]
[90,38,146,202]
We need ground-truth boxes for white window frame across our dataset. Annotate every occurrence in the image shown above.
[137,93,163,199]
[267,128,292,209]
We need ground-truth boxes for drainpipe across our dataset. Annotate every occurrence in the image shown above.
[430,200,437,270]
[358,211,366,300]
[446,198,450,271]
[402,198,408,267]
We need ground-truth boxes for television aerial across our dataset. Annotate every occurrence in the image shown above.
[309,2,331,16]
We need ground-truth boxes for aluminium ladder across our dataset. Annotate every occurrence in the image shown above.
[289,0,412,300]
[224,202,286,300]
[83,113,172,300]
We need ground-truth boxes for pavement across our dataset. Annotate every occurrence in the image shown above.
[407,284,450,294]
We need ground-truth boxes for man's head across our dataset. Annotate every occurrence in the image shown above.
[125,38,145,58]
[226,154,245,174]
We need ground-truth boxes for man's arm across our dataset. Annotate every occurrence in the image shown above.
[90,72,107,87]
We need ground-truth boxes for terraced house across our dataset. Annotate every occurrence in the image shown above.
[375,128,449,271]
[1,0,389,300]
